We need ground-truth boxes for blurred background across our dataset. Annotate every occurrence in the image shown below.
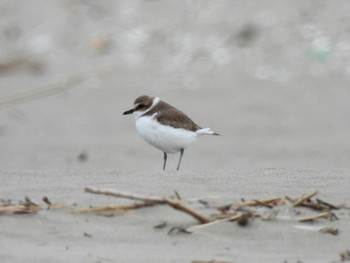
[0,0,350,171]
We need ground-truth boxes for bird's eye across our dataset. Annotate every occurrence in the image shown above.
[135,104,144,110]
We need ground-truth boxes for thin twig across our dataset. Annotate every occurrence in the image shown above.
[252,199,274,208]
[316,198,339,210]
[79,202,157,213]
[84,187,164,203]
[235,197,280,208]
[293,190,318,207]
[298,211,330,222]
[174,190,182,200]
[0,198,41,214]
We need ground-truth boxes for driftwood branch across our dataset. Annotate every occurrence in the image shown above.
[163,198,211,224]
[84,187,211,224]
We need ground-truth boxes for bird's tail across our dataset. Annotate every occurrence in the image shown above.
[196,128,220,136]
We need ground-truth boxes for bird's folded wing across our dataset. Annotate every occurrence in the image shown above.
[154,109,201,131]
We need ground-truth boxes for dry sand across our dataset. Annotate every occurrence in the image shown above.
[1,1,350,170]
[1,169,350,263]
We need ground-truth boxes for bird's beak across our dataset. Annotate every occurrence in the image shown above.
[123,108,135,115]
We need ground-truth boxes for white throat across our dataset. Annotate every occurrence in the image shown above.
[133,97,160,119]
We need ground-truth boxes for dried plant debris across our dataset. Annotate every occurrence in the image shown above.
[153,221,167,229]
[78,202,157,216]
[82,187,211,224]
[168,227,192,236]
[298,212,331,222]
[293,225,339,236]
[81,188,346,235]
[42,196,63,209]
[0,196,62,214]
[2,189,347,238]
[236,212,250,226]
[319,226,338,236]
[340,250,350,261]
[0,197,41,214]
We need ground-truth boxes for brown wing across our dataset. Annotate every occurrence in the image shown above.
[155,109,201,131]
[143,101,201,131]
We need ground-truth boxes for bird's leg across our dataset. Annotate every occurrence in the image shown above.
[176,149,184,171]
[163,152,167,170]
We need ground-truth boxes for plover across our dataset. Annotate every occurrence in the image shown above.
[123,95,219,170]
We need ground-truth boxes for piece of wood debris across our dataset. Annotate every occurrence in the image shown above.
[83,187,348,232]
[293,190,318,207]
[320,226,338,235]
[168,227,192,235]
[299,201,329,211]
[316,198,339,210]
[163,198,211,224]
[298,211,330,222]
[85,187,211,224]
[0,205,39,214]
[85,187,164,203]
[252,199,274,208]
[284,196,295,205]
[235,197,281,209]
[79,202,157,214]
[187,218,231,232]
[0,197,41,214]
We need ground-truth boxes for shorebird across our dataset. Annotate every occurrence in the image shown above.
[123,95,219,170]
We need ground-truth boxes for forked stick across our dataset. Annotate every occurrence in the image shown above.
[163,198,211,224]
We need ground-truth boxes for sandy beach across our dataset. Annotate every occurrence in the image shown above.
[1,1,350,262]
[1,169,350,263]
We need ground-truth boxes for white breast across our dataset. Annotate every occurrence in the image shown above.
[135,116,198,154]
